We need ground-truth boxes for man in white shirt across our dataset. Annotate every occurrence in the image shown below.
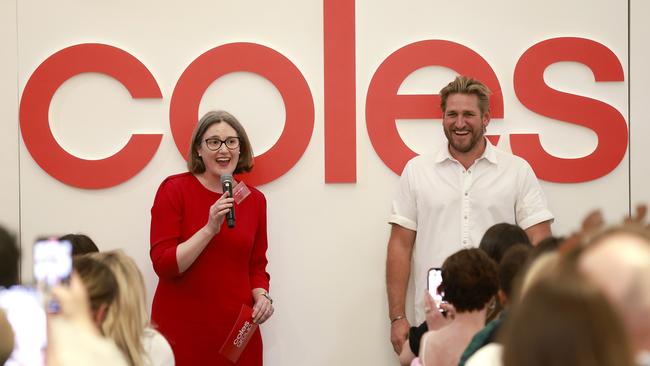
[386,75,553,354]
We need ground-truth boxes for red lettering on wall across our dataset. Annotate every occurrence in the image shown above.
[512,37,627,183]
[365,40,504,175]
[324,0,356,182]
[19,43,163,189]
[169,42,314,186]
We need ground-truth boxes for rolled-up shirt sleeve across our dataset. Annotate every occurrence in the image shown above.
[150,178,182,279]
[515,161,554,230]
[388,161,418,231]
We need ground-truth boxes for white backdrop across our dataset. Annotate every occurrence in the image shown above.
[1,0,644,365]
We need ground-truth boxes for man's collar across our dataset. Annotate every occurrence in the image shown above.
[434,138,498,165]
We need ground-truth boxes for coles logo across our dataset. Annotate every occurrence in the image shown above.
[19,1,627,189]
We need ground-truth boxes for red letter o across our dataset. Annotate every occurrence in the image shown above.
[169,43,314,186]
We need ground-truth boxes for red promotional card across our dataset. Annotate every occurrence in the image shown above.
[219,304,259,363]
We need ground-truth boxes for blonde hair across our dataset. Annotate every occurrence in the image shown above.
[439,75,491,116]
[91,250,148,366]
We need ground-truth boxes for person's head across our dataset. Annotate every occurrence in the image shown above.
[440,76,491,155]
[187,110,254,178]
[578,224,650,353]
[90,250,147,366]
[497,244,532,305]
[501,274,635,366]
[59,233,99,256]
[478,223,531,264]
[517,251,560,298]
[530,235,563,260]
[0,226,19,288]
[440,248,498,312]
[72,255,118,330]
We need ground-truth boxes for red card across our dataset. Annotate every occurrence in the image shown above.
[219,304,259,363]
[232,181,251,204]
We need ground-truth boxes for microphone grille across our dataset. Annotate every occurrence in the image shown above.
[220,174,233,184]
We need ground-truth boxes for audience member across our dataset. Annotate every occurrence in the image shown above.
[500,274,635,366]
[478,223,531,264]
[91,250,174,366]
[404,249,498,366]
[72,255,119,330]
[464,249,562,366]
[477,223,531,322]
[59,233,100,256]
[47,272,128,366]
[578,223,650,363]
[0,226,19,288]
[458,244,531,365]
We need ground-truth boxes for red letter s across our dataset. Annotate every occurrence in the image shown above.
[512,37,627,183]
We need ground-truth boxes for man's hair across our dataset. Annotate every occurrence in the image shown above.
[187,110,254,175]
[439,75,491,115]
[0,226,19,288]
[441,248,498,312]
[479,223,531,264]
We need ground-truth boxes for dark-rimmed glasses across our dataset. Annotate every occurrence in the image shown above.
[204,137,240,151]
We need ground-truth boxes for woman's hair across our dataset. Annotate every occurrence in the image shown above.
[187,110,254,175]
[478,223,531,264]
[498,244,532,299]
[59,233,99,256]
[72,255,118,320]
[90,250,148,366]
[441,248,498,312]
[501,274,635,366]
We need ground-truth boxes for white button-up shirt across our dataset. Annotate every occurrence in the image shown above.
[389,141,553,323]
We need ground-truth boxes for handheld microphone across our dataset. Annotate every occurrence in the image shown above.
[220,174,236,228]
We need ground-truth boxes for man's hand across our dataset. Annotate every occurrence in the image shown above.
[390,318,410,354]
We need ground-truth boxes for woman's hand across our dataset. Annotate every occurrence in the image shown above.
[424,291,456,331]
[50,272,99,335]
[251,289,274,324]
[204,191,235,235]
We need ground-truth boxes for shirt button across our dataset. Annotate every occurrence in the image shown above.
[464,216,468,219]
[468,170,472,174]
[464,192,468,196]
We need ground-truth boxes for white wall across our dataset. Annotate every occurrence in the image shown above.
[3,0,640,365]
[0,1,19,235]
[631,0,650,207]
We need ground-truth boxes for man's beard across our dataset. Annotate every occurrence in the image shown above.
[446,127,484,153]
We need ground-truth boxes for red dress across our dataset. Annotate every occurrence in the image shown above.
[150,173,270,366]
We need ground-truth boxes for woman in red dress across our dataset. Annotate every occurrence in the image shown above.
[150,110,274,365]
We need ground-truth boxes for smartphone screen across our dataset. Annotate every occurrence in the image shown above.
[33,238,72,314]
[427,267,444,308]
[33,238,72,290]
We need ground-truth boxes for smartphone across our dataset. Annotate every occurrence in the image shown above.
[33,238,72,313]
[427,267,444,308]
[33,238,72,289]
